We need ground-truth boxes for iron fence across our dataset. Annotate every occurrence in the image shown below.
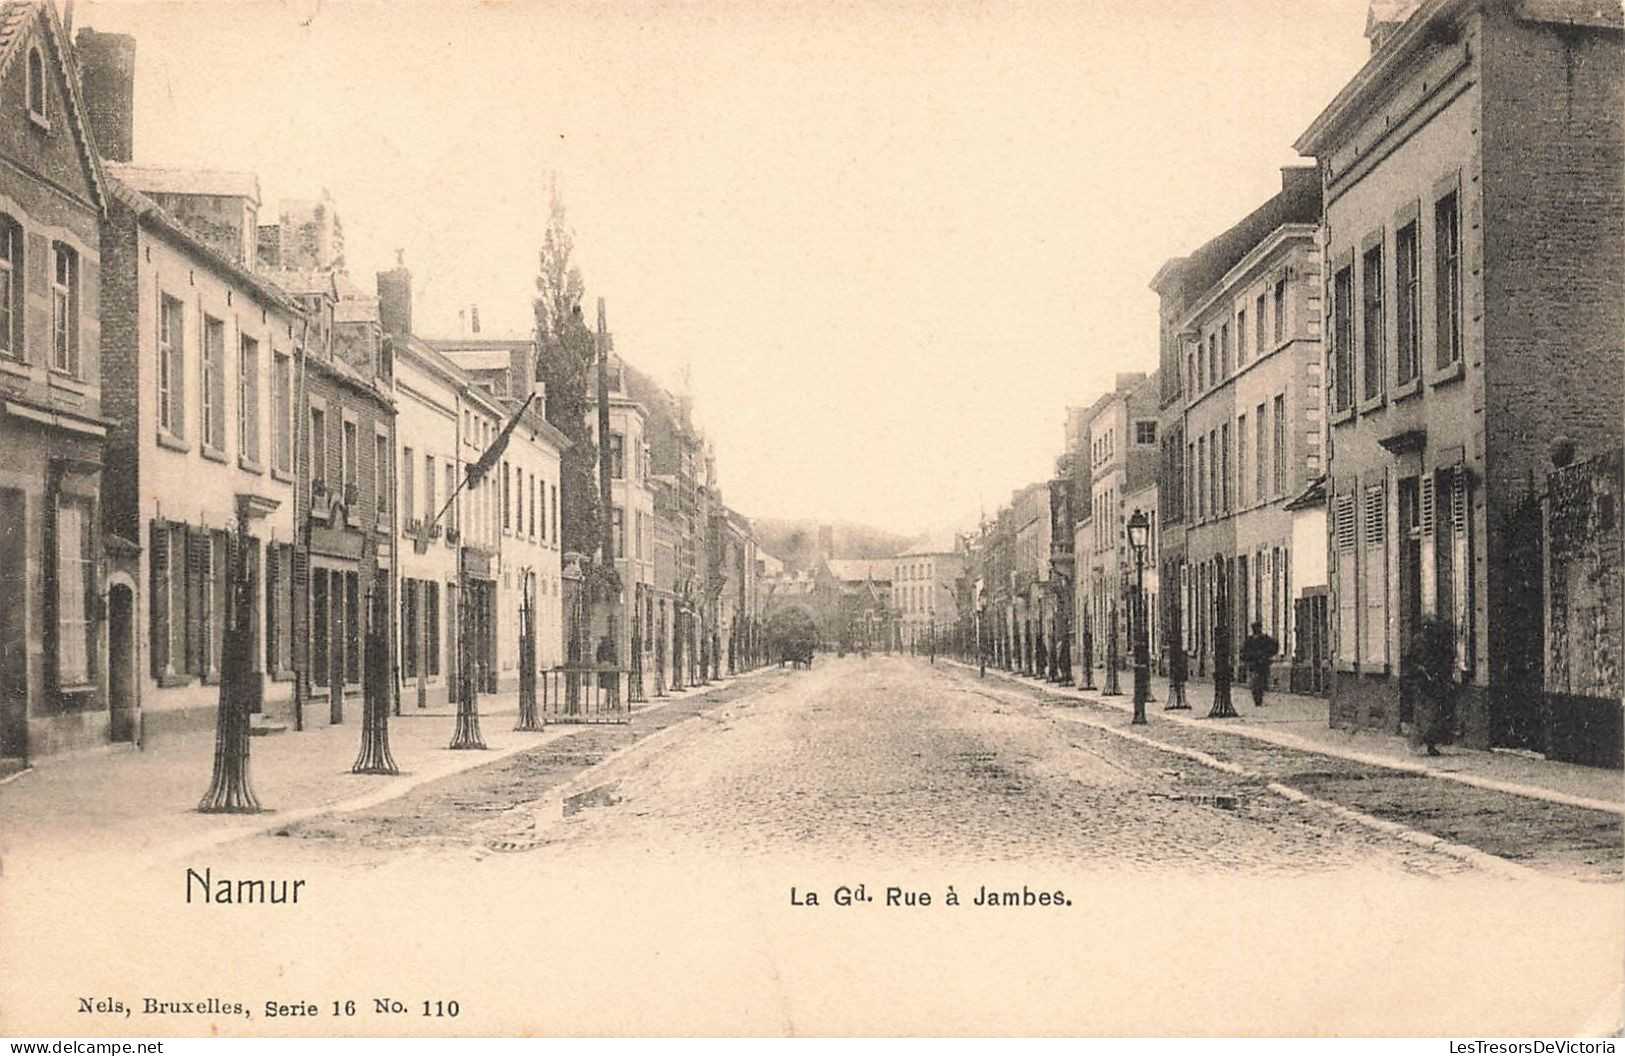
[541,665,632,724]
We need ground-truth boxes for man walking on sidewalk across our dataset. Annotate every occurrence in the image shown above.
[1241,621,1278,708]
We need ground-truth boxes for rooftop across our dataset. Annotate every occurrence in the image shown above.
[108,162,261,204]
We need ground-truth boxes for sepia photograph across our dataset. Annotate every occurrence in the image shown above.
[0,0,1621,1040]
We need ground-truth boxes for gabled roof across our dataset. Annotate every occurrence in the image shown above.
[0,1,107,215]
[108,176,300,313]
[110,163,260,203]
[1284,474,1328,511]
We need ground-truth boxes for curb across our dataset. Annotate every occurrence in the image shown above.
[948,659,1624,817]
[166,666,778,860]
[957,666,1544,880]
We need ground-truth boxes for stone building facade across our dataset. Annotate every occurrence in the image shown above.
[1295,0,1624,750]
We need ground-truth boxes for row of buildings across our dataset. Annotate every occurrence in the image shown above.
[0,2,763,768]
[964,0,1623,767]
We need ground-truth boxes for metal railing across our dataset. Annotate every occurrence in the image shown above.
[541,665,631,724]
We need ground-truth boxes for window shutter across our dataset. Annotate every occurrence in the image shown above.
[1451,469,1472,673]
[1363,482,1387,667]
[1419,474,1437,614]
[185,525,207,676]
[149,520,168,678]
[1334,492,1357,663]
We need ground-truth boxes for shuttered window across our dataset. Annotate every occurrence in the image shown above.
[202,316,226,452]
[1334,492,1357,664]
[1362,483,1387,667]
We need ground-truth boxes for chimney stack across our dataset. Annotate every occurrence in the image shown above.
[376,252,412,338]
[508,341,535,399]
[469,304,481,334]
[74,28,136,163]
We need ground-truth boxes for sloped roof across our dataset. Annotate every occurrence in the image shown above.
[0,1,107,214]
[109,163,260,203]
[108,176,299,313]
[823,558,893,584]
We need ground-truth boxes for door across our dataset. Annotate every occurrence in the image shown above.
[1397,478,1422,727]
[107,583,136,742]
[0,488,26,764]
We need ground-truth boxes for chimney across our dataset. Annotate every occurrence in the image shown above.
[532,380,548,420]
[469,304,481,334]
[508,342,535,400]
[376,252,412,338]
[74,28,136,163]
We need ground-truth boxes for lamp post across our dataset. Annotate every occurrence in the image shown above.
[1127,509,1150,726]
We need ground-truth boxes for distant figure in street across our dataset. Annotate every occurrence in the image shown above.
[1240,621,1278,707]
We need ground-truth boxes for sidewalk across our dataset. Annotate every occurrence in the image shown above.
[957,661,1625,814]
[0,669,770,869]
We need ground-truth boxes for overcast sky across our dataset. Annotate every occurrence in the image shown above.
[78,0,1374,539]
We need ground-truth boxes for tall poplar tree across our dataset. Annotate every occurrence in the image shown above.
[533,180,601,558]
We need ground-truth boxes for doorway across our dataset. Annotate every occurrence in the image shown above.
[107,583,136,742]
[1397,477,1422,728]
[0,487,26,765]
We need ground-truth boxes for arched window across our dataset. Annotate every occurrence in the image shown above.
[0,215,21,358]
[26,47,44,120]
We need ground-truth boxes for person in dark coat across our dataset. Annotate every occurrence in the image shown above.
[596,634,616,692]
[1240,621,1278,707]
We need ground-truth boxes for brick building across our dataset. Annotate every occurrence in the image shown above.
[0,2,110,765]
[1152,166,1325,688]
[1168,168,1324,687]
[98,167,304,741]
[1295,0,1623,750]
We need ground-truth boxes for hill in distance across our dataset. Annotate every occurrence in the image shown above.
[752,518,921,572]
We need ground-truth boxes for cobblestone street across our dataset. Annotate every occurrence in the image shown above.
[243,653,1615,879]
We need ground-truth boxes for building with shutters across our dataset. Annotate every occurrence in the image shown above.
[0,2,112,766]
[426,329,568,696]
[1295,0,1623,749]
[1151,166,1325,690]
[893,537,964,653]
[98,166,304,742]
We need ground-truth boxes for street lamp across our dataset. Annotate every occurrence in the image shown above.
[1126,509,1150,725]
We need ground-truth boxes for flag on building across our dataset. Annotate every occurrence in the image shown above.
[464,391,536,488]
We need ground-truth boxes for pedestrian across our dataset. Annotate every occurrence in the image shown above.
[1405,616,1456,756]
[1240,621,1278,707]
[596,634,616,693]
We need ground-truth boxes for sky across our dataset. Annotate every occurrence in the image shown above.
[76,0,1375,539]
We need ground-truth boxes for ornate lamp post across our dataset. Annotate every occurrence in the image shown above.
[1127,509,1150,726]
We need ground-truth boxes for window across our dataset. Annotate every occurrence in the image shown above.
[26,47,44,120]
[54,496,94,688]
[1187,352,1197,397]
[1206,333,1216,389]
[609,432,626,479]
[1435,191,1461,369]
[1273,393,1286,495]
[0,216,20,357]
[1273,278,1287,344]
[51,243,77,375]
[342,420,358,492]
[309,407,327,485]
[425,581,440,677]
[1362,483,1387,667]
[401,447,415,523]
[1255,293,1267,355]
[1255,402,1267,502]
[424,454,436,524]
[401,581,419,679]
[374,433,388,518]
[444,463,456,536]
[502,461,511,531]
[1135,421,1156,445]
[159,296,185,437]
[238,335,260,462]
[1396,221,1420,386]
[1237,413,1248,508]
[1220,322,1231,378]
[1186,441,1196,518]
[612,506,625,558]
[345,572,360,684]
[1220,422,1231,513]
[273,352,292,472]
[1362,242,1385,401]
[312,569,329,678]
[635,509,645,560]
[1236,310,1247,367]
[1332,264,1354,412]
[529,473,537,538]
[201,316,225,449]
[551,483,558,541]
[1196,436,1206,519]
[265,543,293,676]
[1208,429,1218,514]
